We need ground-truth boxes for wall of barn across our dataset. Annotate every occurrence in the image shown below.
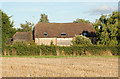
[57,38,73,46]
[35,38,56,45]
[35,38,73,46]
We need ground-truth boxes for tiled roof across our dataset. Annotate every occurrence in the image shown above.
[12,32,32,42]
[34,23,96,38]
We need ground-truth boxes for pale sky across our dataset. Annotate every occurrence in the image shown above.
[0,1,118,28]
[0,0,119,2]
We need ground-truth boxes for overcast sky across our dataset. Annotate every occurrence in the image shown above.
[0,1,118,28]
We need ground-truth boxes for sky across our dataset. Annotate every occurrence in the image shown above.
[0,1,118,28]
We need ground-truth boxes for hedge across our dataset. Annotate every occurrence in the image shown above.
[2,42,120,56]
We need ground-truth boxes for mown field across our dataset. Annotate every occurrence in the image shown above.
[1,56,118,77]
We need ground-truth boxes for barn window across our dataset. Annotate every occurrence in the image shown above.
[61,33,67,36]
[83,33,87,36]
[44,32,48,37]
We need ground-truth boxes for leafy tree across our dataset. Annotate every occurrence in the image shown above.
[118,12,120,45]
[0,10,2,49]
[17,28,23,32]
[20,21,34,32]
[72,35,92,46]
[1,10,16,48]
[93,11,119,46]
[40,13,49,23]
[9,26,17,38]
[73,18,90,23]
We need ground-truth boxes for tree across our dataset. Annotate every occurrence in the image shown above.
[93,11,119,46]
[72,35,92,46]
[1,10,16,48]
[39,13,49,23]
[73,18,90,23]
[118,12,120,45]
[20,21,34,32]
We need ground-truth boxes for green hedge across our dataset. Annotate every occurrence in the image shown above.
[2,42,120,56]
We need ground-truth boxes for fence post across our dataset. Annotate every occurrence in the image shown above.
[39,49,42,56]
[3,49,6,56]
[12,48,16,55]
[56,48,60,56]
[61,50,65,56]
[7,50,10,56]
[77,52,80,56]
[73,52,76,56]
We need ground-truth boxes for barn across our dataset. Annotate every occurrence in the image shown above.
[11,32,33,43]
[34,23,96,46]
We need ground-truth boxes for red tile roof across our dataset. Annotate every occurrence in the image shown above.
[34,23,96,38]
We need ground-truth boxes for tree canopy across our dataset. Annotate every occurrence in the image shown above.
[39,13,49,23]
[19,21,34,32]
[73,18,90,23]
[93,11,119,46]
[1,10,16,48]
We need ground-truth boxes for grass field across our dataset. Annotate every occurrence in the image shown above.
[1,55,119,58]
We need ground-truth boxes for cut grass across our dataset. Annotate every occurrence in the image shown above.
[0,55,119,58]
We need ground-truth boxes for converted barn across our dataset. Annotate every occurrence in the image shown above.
[34,23,96,46]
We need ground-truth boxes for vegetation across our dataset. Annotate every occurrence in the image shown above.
[1,55,119,58]
[39,13,49,23]
[93,11,119,46]
[18,21,34,32]
[1,10,16,49]
[73,18,90,23]
[0,10,2,49]
[71,35,92,46]
[2,42,120,56]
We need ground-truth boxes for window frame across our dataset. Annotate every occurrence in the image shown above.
[43,32,48,37]
[60,33,67,37]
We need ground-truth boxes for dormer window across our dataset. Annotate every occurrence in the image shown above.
[61,33,67,37]
[44,32,48,37]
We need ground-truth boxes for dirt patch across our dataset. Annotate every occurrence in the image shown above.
[2,57,118,77]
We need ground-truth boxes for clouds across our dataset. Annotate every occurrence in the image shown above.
[87,6,117,15]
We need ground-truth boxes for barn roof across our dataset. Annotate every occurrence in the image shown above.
[12,32,32,42]
[34,23,96,38]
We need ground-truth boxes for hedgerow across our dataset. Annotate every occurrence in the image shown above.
[2,42,120,56]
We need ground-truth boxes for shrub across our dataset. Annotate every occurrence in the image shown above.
[72,35,92,46]
[11,41,39,55]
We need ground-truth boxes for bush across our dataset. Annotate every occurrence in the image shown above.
[11,41,39,55]
[72,35,92,46]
